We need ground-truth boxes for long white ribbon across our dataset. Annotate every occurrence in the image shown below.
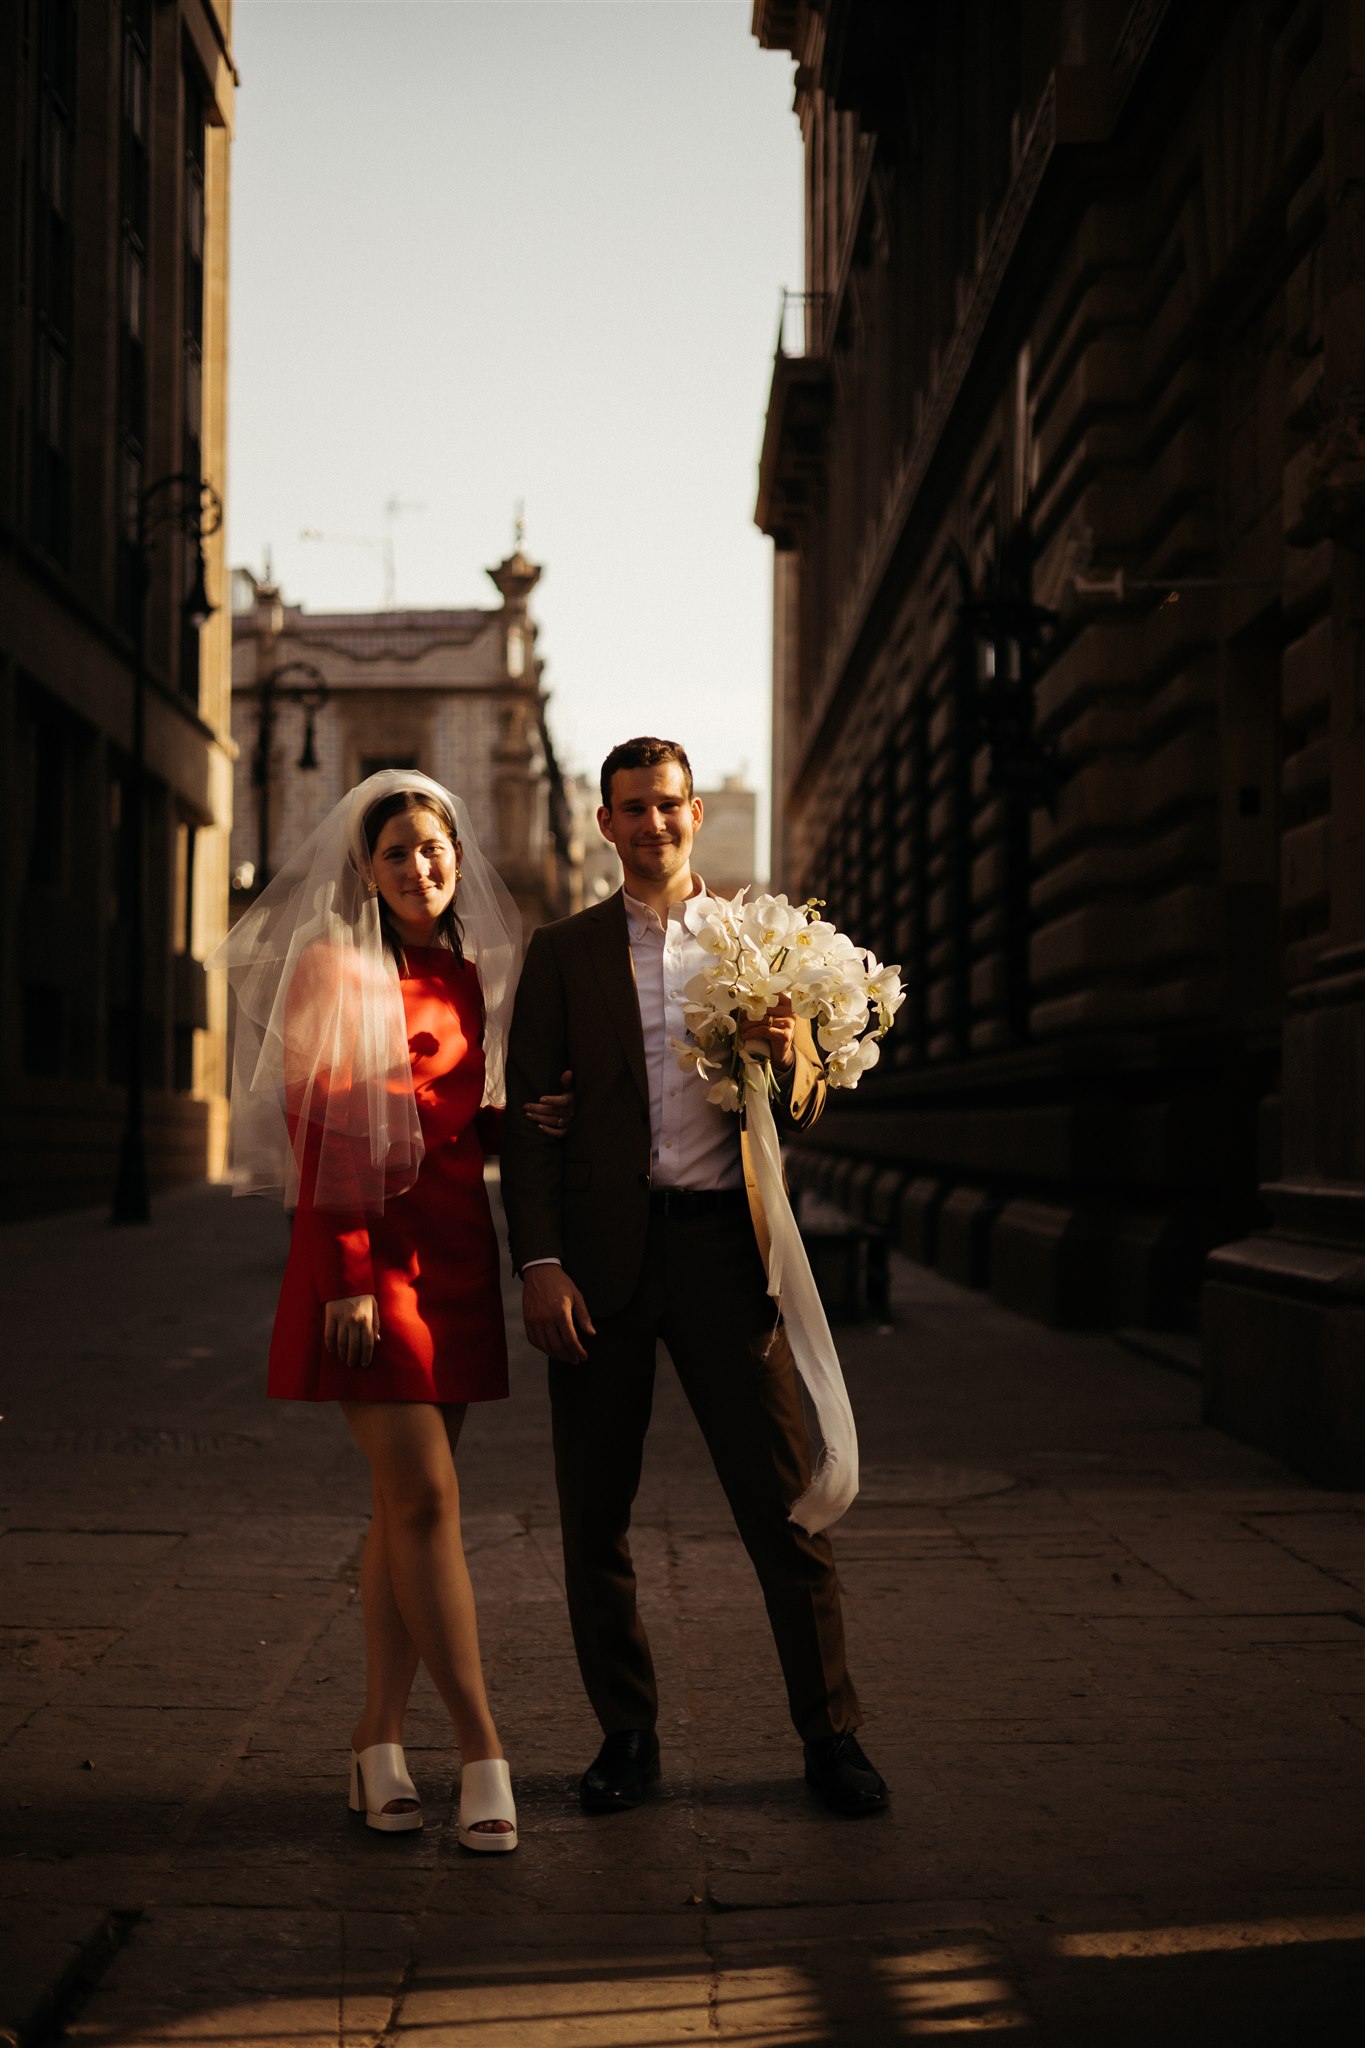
[744,1068,860,1534]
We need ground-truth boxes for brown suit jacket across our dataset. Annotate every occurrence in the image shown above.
[501,889,825,1320]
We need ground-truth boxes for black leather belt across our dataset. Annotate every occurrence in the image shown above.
[648,1186,747,1217]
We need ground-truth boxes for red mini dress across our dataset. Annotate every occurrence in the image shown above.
[267,946,509,1405]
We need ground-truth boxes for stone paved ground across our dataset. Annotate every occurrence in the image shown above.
[1,1180,1363,2046]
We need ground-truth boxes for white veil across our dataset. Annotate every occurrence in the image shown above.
[209,770,522,1211]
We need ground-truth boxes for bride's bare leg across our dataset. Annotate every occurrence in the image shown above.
[341,1400,508,1830]
[348,1480,422,1813]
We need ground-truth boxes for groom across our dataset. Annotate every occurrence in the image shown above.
[501,736,887,1817]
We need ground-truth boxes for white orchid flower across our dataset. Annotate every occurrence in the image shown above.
[790,919,838,958]
[735,971,788,1020]
[705,1074,743,1112]
[868,963,906,1015]
[694,918,738,957]
[817,992,871,1048]
[684,967,735,1006]
[827,1036,881,1087]
[739,895,803,955]
[671,1035,721,1079]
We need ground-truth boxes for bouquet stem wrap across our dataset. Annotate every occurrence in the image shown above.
[744,1068,859,1535]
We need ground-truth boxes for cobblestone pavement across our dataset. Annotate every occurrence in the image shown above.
[2,1180,1363,2046]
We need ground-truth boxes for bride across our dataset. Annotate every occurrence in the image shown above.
[213,769,570,1851]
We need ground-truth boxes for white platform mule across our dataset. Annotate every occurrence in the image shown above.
[348,1742,423,1833]
[457,1757,518,1853]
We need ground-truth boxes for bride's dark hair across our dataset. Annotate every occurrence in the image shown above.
[363,787,466,967]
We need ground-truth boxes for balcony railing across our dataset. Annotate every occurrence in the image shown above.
[776,289,831,359]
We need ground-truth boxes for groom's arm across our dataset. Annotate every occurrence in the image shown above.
[501,928,568,1272]
[501,927,598,1364]
[741,1002,827,1131]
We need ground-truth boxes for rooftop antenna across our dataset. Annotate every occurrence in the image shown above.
[382,495,426,605]
[300,497,426,608]
[514,498,526,551]
[300,526,388,605]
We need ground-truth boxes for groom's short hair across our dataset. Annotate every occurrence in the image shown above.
[600,737,693,810]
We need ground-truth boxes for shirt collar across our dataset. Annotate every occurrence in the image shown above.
[623,875,707,938]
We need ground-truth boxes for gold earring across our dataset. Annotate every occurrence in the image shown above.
[365,879,378,895]
[453,867,463,882]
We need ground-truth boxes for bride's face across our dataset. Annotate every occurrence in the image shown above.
[371,808,461,940]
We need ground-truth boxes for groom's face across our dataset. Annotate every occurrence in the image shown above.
[598,763,702,888]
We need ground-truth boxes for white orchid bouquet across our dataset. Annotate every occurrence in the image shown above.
[671,890,906,1114]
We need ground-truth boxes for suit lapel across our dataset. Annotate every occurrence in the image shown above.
[582,891,649,1105]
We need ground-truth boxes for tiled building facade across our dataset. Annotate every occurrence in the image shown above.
[0,0,236,1217]
[754,0,1365,1477]
[230,538,581,934]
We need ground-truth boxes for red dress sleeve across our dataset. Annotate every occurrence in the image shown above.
[283,945,378,1302]
[289,1118,377,1302]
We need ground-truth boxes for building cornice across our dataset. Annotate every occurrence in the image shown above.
[0,517,227,753]
[232,675,545,700]
[779,18,1176,800]
[750,0,805,58]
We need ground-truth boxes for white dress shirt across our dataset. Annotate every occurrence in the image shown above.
[624,880,743,1192]
[522,878,743,1272]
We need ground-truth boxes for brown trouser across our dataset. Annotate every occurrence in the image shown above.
[549,1204,861,1745]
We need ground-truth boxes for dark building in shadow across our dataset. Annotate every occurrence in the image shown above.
[0,1,236,1218]
[753,0,1364,1478]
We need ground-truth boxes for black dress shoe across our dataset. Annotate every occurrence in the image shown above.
[580,1729,661,1814]
[803,1731,888,1816]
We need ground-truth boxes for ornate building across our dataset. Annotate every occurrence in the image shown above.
[230,534,581,933]
[0,0,236,1218]
[754,0,1365,1477]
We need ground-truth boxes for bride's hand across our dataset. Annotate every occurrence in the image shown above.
[524,1069,574,1141]
[324,1295,380,1369]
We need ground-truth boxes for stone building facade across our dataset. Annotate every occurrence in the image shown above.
[0,0,235,1218]
[230,537,581,934]
[753,0,1365,1478]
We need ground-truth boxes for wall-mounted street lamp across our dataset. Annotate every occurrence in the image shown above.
[952,526,1060,816]
[947,523,1061,1047]
[247,662,330,887]
[113,473,224,1227]
[1072,569,1282,605]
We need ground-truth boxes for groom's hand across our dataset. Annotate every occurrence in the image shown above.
[741,994,796,1072]
[522,1264,597,1364]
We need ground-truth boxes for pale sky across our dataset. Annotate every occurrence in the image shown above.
[227,0,803,829]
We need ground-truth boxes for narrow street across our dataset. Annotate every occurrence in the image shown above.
[2,1181,1362,2046]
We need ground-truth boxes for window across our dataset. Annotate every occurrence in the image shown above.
[173,1024,195,1094]
[17,680,96,1080]
[26,699,69,887]
[172,819,196,954]
[30,0,77,562]
[116,0,151,629]
[23,984,67,1078]
[19,676,91,896]
[179,64,208,700]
